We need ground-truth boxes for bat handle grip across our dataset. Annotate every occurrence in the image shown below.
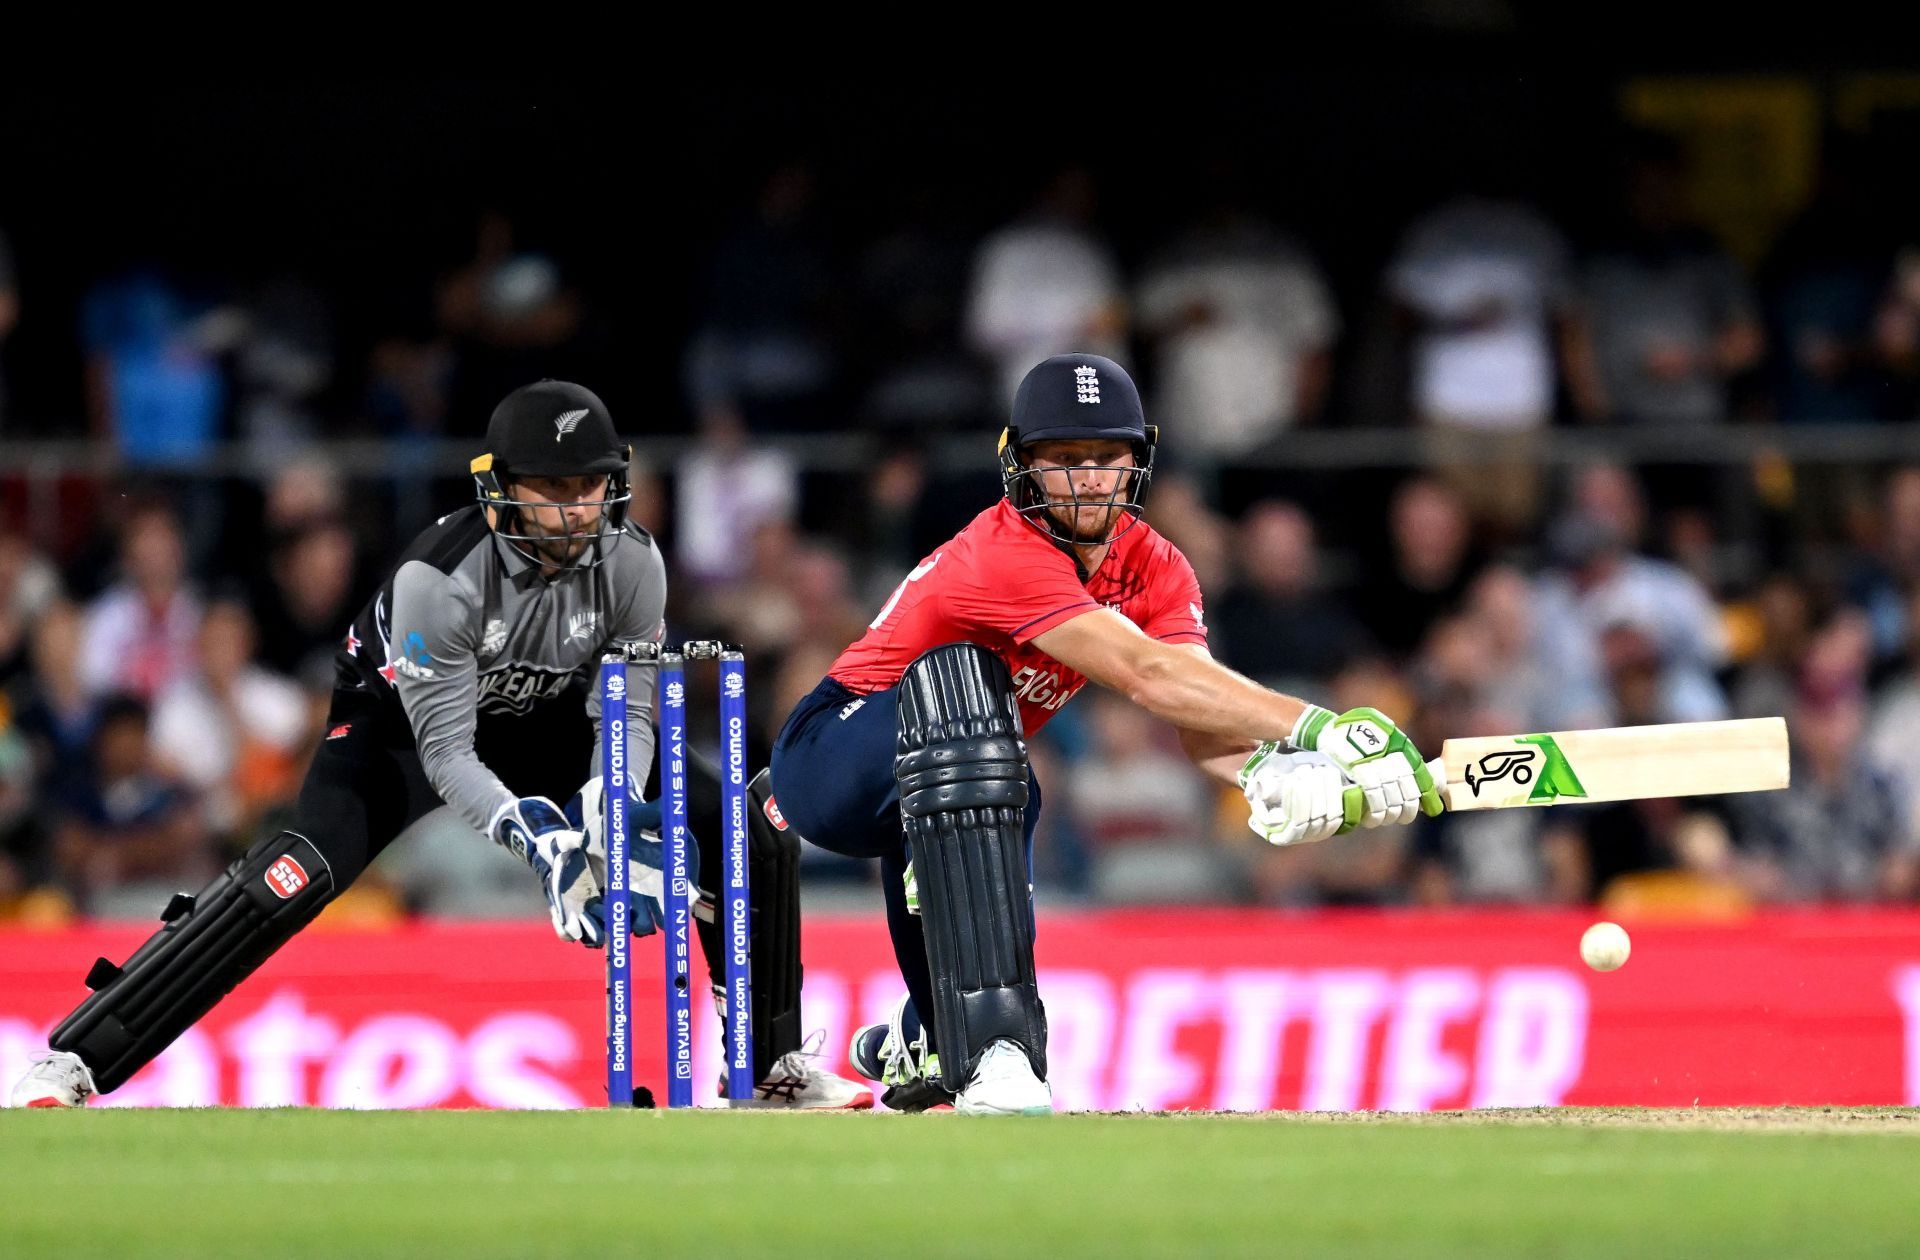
[1338,758,1450,829]
[1339,783,1363,832]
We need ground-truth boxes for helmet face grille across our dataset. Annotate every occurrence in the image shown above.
[999,436,1156,548]
[473,467,634,571]
[472,378,631,571]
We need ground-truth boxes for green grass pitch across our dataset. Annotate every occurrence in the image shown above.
[4,1108,1917,1259]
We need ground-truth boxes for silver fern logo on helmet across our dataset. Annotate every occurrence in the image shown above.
[554,408,589,441]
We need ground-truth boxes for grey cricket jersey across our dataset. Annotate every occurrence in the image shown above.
[334,506,664,835]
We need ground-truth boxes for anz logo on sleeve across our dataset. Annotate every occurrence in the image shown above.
[477,663,578,715]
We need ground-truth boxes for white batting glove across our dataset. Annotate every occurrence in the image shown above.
[1238,748,1360,846]
[1289,705,1442,829]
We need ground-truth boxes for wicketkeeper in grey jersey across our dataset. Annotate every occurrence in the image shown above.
[13,380,870,1110]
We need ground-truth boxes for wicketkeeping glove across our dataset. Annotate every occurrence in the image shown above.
[490,796,603,947]
[1237,752,1361,846]
[570,776,691,942]
[1287,705,1443,829]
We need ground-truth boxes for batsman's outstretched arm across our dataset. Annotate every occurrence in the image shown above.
[1178,723,1262,787]
[1165,645,1267,786]
[1033,608,1441,831]
[1032,609,1310,744]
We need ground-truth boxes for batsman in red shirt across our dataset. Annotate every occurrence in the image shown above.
[770,353,1442,1114]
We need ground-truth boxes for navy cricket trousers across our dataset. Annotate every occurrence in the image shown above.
[769,676,1040,1041]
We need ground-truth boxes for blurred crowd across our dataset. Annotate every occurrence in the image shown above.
[6,126,1920,921]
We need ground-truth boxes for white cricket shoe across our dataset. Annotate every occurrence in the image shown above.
[11,1051,96,1109]
[722,1032,874,1110]
[955,1039,1051,1116]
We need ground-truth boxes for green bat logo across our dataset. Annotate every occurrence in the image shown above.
[1514,734,1588,803]
[1464,735,1589,803]
[1464,749,1535,796]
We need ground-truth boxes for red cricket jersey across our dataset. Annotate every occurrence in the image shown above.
[829,500,1208,734]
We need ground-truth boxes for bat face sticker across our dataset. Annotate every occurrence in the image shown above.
[1465,748,1538,797]
[1439,719,1785,812]
[1463,735,1590,804]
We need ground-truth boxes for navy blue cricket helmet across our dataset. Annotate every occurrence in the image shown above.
[999,353,1158,544]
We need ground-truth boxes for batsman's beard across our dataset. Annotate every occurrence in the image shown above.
[1043,496,1127,544]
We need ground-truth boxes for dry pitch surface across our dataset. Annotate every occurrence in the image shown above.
[4,1106,1916,1259]
[1299,1104,1920,1133]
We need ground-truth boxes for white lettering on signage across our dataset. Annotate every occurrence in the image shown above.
[321,1015,464,1109]
[1303,970,1395,1111]
[227,991,341,1106]
[0,993,584,1110]
[1214,971,1299,1111]
[1379,968,1479,1111]
[804,966,1586,1113]
[1471,969,1588,1108]
[1,966,1592,1112]
[1894,966,1920,1105]
[1034,971,1117,1113]
[1115,969,1213,1110]
[465,1015,583,1110]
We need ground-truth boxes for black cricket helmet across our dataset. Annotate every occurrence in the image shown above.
[999,353,1157,545]
[471,380,633,568]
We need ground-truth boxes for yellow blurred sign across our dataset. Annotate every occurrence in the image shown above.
[1622,76,1819,267]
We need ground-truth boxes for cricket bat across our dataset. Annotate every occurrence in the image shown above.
[1428,717,1789,812]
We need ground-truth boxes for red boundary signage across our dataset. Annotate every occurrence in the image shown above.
[5,910,1920,1109]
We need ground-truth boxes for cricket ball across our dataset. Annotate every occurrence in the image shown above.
[1580,921,1631,972]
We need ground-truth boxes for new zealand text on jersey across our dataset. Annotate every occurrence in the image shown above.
[477,663,577,715]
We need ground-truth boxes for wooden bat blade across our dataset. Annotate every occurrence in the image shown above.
[1435,717,1789,812]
